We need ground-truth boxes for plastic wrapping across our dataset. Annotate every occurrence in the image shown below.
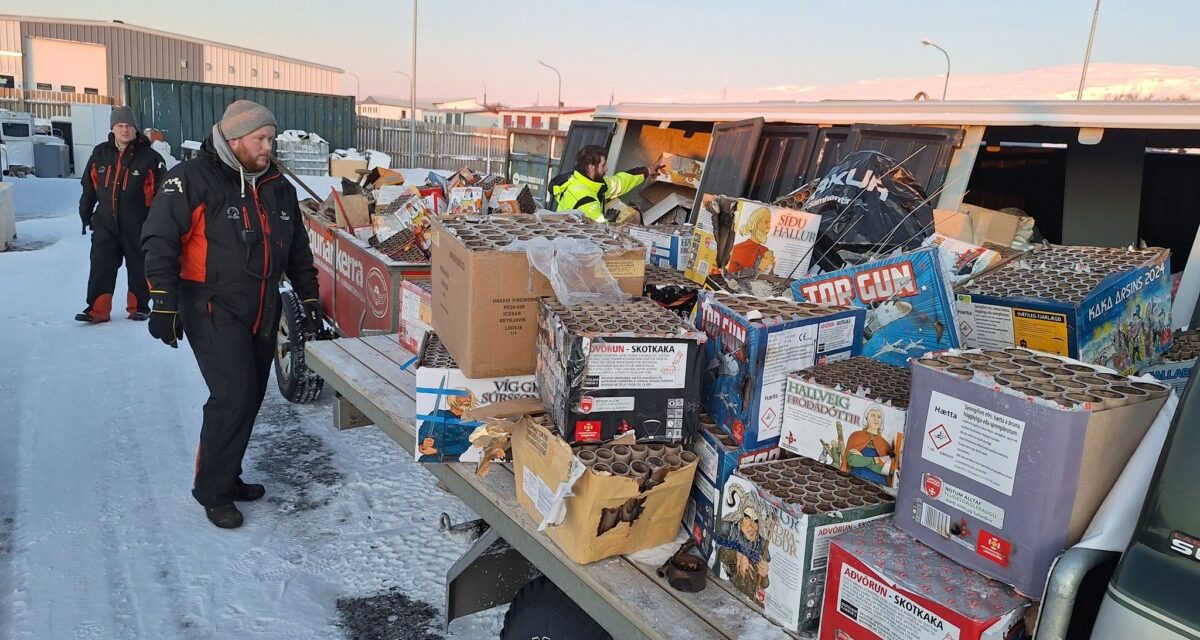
[922,232,1004,283]
[802,150,934,271]
[507,236,630,306]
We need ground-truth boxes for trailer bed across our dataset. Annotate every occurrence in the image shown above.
[306,334,795,640]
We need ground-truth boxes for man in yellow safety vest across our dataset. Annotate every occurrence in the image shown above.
[549,145,660,223]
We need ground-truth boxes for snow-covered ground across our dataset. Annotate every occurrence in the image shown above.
[0,177,503,639]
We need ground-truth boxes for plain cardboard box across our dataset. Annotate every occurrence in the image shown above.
[430,216,646,378]
[820,519,1030,640]
[511,416,698,564]
[330,157,369,180]
[895,356,1166,595]
[934,204,1027,247]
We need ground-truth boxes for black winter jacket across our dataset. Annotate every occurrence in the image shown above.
[141,135,319,339]
[79,133,166,230]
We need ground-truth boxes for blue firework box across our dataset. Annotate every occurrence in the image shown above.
[954,247,1171,374]
[696,292,865,449]
[791,246,960,367]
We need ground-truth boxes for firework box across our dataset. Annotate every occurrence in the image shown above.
[535,298,705,444]
[895,358,1165,595]
[780,364,909,491]
[511,416,698,564]
[644,264,701,320]
[820,519,1030,640]
[685,420,783,560]
[954,247,1171,375]
[1141,331,1197,395]
[791,247,961,367]
[688,196,822,282]
[430,215,646,378]
[653,152,704,188]
[398,279,432,353]
[623,223,694,271]
[414,333,538,463]
[495,185,537,214]
[714,459,895,632]
[447,186,485,214]
[697,292,865,449]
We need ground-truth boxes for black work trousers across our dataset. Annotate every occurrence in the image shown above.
[182,300,276,507]
[87,220,150,315]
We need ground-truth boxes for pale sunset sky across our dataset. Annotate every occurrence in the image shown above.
[22,0,1200,105]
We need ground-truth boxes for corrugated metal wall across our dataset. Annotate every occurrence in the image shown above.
[356,117,509,173]
[126,76,355,151]
[0,19,22,84]
[202,45,336,94]
[20,20,203,96]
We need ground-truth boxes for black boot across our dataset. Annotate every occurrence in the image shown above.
[235,481,265,502]
[205,504,244,529]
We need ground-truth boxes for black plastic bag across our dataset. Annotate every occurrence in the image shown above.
[802,150,933,271]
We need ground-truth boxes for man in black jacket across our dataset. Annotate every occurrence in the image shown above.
[77,106,166,322]
[142,100,321,529]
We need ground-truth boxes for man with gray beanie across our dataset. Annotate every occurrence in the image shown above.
[142,100,320,529]
[76,105,166,322]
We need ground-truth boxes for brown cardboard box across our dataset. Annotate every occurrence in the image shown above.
[511,416,698,564]
[430,215,646,378]
[330,157,369,180]
[934,204,1026,247]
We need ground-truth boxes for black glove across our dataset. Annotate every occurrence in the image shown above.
[80,212,92,235]
[302,298,322,334]
[148,290,184,348]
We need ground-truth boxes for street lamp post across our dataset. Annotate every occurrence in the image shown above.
[921,38,951,100]
[1077,0,1102,100]
[344,71,360,100]
[410,0,417,169]
[538,59,562,129]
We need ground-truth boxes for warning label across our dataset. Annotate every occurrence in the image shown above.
[921,391,1026,496]
[956,297,1016,350]
[1012,308,1069,355]
[835,564,962,640]
[757,324,820,440]
[924,474,1006,528]
[584,342,688,389]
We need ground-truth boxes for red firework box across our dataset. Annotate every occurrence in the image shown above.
[821,519,1030,640]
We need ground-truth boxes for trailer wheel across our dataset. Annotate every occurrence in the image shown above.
[275,289,324,403]
[501,577,611,640]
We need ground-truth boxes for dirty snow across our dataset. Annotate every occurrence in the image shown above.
[0,176,503,639]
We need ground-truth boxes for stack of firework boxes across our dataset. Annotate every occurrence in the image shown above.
[686,291,876,632]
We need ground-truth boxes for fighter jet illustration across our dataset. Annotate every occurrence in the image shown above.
[863,301,914,340]
[873,338,910,359]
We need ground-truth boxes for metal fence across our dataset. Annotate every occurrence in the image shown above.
[356,117,509,174]
[0,88,118,119]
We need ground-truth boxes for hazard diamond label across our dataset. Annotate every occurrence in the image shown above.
[761,407,777,428]
[928,424,953,450]
[959,320,973,338]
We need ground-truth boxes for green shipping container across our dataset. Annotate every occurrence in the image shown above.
[124,76,355,152]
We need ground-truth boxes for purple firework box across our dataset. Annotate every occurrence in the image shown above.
[895,360,1164,596]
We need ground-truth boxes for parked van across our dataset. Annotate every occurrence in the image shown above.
[0,109,35,173]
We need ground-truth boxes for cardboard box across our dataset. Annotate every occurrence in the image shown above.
[714,458,895,632]
[512,416,698,564]
[697,292,866,449]
[643,264,701,320]
[792,247,961,367]
[535,298,705,444]
[605,198,641,225]
[399,279,432,353]
[781,357,910,490]
[955,245,1172,374]
[642,192,693,226]
[414,333,538,463]
[448,186,485,214]
[896,353,1166,595]
[623,224,694,271]
[686,418,782,560]
[495,185,537,214]
[820,519,1030,640]
[653,152,704,188]
[689,195,822,282]
[330,157,368,180]
[431,215,646,378]
[1141,329,1199,393]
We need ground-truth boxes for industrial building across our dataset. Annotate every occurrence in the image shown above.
[0,14,342,116]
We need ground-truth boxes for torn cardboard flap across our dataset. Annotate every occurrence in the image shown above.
[461,397,545,422]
